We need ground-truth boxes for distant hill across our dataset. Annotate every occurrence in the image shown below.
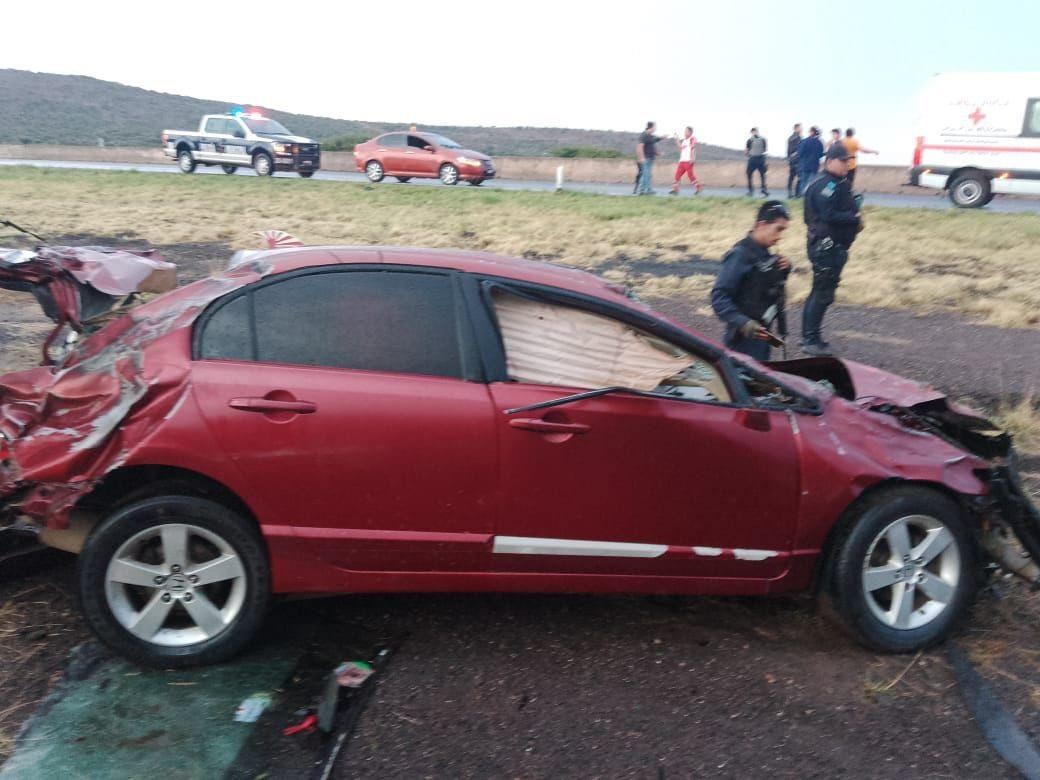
[0,69,744,160]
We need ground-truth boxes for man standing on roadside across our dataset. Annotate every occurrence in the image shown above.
[670,126,703,196]
[826,127,843,152]
[636,121,663,195]
[745,128,768,196]
[795,126,824,197]
[842,128,879,188]
[801,144,863,356]
[711,201,792,361]
[786,123,803,198]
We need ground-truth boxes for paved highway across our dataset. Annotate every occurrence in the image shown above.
[3,157,1039,213]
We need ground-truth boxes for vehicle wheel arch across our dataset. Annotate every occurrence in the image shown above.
[60,465,263,553]
[944,166,990,190]
[175,141,194,155]
[810,478,977,596]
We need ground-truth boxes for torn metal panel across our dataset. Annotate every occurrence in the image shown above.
[0,267,269,528]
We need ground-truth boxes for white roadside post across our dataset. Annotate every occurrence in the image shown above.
[555,165,564,192]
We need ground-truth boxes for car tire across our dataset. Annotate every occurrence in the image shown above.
[948,172,990,208]
[78,495,270,668]
[253,152,274,177]
[298,171,315,178]
[221,165,238,175]
[177,149,196,174]
[394,176,411,183]
[830,486,977,653]
[439,163,459,185]
[365,160,385,183]
[469,178,484,186]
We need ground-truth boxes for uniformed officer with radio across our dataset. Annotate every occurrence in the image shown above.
[710,201,791,361]
[801,144,863,356]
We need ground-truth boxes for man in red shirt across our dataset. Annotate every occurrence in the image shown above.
[670,126,704,195]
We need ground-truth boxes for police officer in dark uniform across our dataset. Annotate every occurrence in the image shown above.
[710,201,791,361]
[800,144,863,356]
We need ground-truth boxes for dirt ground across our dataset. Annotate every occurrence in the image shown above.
[0,237,1039,776]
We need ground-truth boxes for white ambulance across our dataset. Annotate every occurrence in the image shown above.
[909,72,1040,207]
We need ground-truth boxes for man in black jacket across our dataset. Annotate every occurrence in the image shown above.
[786,124,802,198]
[801,144,863,356]
[710,201,791,360]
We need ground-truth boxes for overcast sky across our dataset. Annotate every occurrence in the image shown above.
[4,0,1037,164]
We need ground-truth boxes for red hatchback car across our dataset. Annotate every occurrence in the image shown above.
[0,245,1035,667]
[354,132,495,186]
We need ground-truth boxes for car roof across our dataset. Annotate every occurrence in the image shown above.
[236,245,632,303]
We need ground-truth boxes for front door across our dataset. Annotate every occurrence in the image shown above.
[191,266,498,576]
[481,288,801,580]
[406,135,440,176]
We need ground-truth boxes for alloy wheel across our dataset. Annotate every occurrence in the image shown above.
[104,523,247,647]
[861,514,961,631]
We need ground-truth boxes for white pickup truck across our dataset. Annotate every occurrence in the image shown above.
[162,112,321,177]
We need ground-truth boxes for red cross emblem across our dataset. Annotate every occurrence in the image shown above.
[968,107,986,124]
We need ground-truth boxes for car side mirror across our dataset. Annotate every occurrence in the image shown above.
[424,145,435,152]
[234,130,245,139]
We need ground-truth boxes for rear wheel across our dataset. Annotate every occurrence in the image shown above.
[831,486,977,653]
[177,149,196,174]
[221,164,238,175]
[365,160,385,182]
[78,495,270,668]
[948,172,989,208]
[439,163,459,185]
[394,176,411,183]
[253,152,274,177]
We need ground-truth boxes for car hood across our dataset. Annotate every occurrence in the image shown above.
[258,134,316,144]
[452,149,491,161]
[767,356,947,407]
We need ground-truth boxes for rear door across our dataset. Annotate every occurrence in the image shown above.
[377,133,408,174]
[472,283,801,580]
[191,265,498,575]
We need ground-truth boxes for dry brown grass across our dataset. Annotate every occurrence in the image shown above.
[997,396,1040,458]
[2,167,1039,327]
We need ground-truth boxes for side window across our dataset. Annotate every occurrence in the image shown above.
[204,118,228,135]
[407,135,429,149]
[490,289,731,403]
[198,271,463,378]
[198,294,252,360]
[379,133,404,147]
[1023,99,1040,137]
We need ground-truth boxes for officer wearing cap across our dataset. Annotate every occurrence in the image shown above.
[711,200,792,361]
[800,143,863,356]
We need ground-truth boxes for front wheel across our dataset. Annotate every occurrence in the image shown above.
[365,160,385,182]
[177,149,196,174]
[253,152,274,177]
[949,173,989,208]
[221,164,238,175]
[830,486,977,653]
[439,163,459,185]
[468,178,484,186]
[298,170,315,178]
[78,496,270,668]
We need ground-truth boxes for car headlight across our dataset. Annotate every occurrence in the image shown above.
[273,143,289,154]
[457,157,483,167]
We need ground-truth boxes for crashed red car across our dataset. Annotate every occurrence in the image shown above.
[0,243,1036,667]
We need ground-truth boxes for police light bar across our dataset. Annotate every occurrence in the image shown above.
[228,106,266,119]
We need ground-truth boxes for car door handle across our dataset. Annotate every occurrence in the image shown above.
[228,397,317,414]
[509,418,590,434]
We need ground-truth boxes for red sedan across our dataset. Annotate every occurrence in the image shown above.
[353,131,494,185]
[0,245,1034,667]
